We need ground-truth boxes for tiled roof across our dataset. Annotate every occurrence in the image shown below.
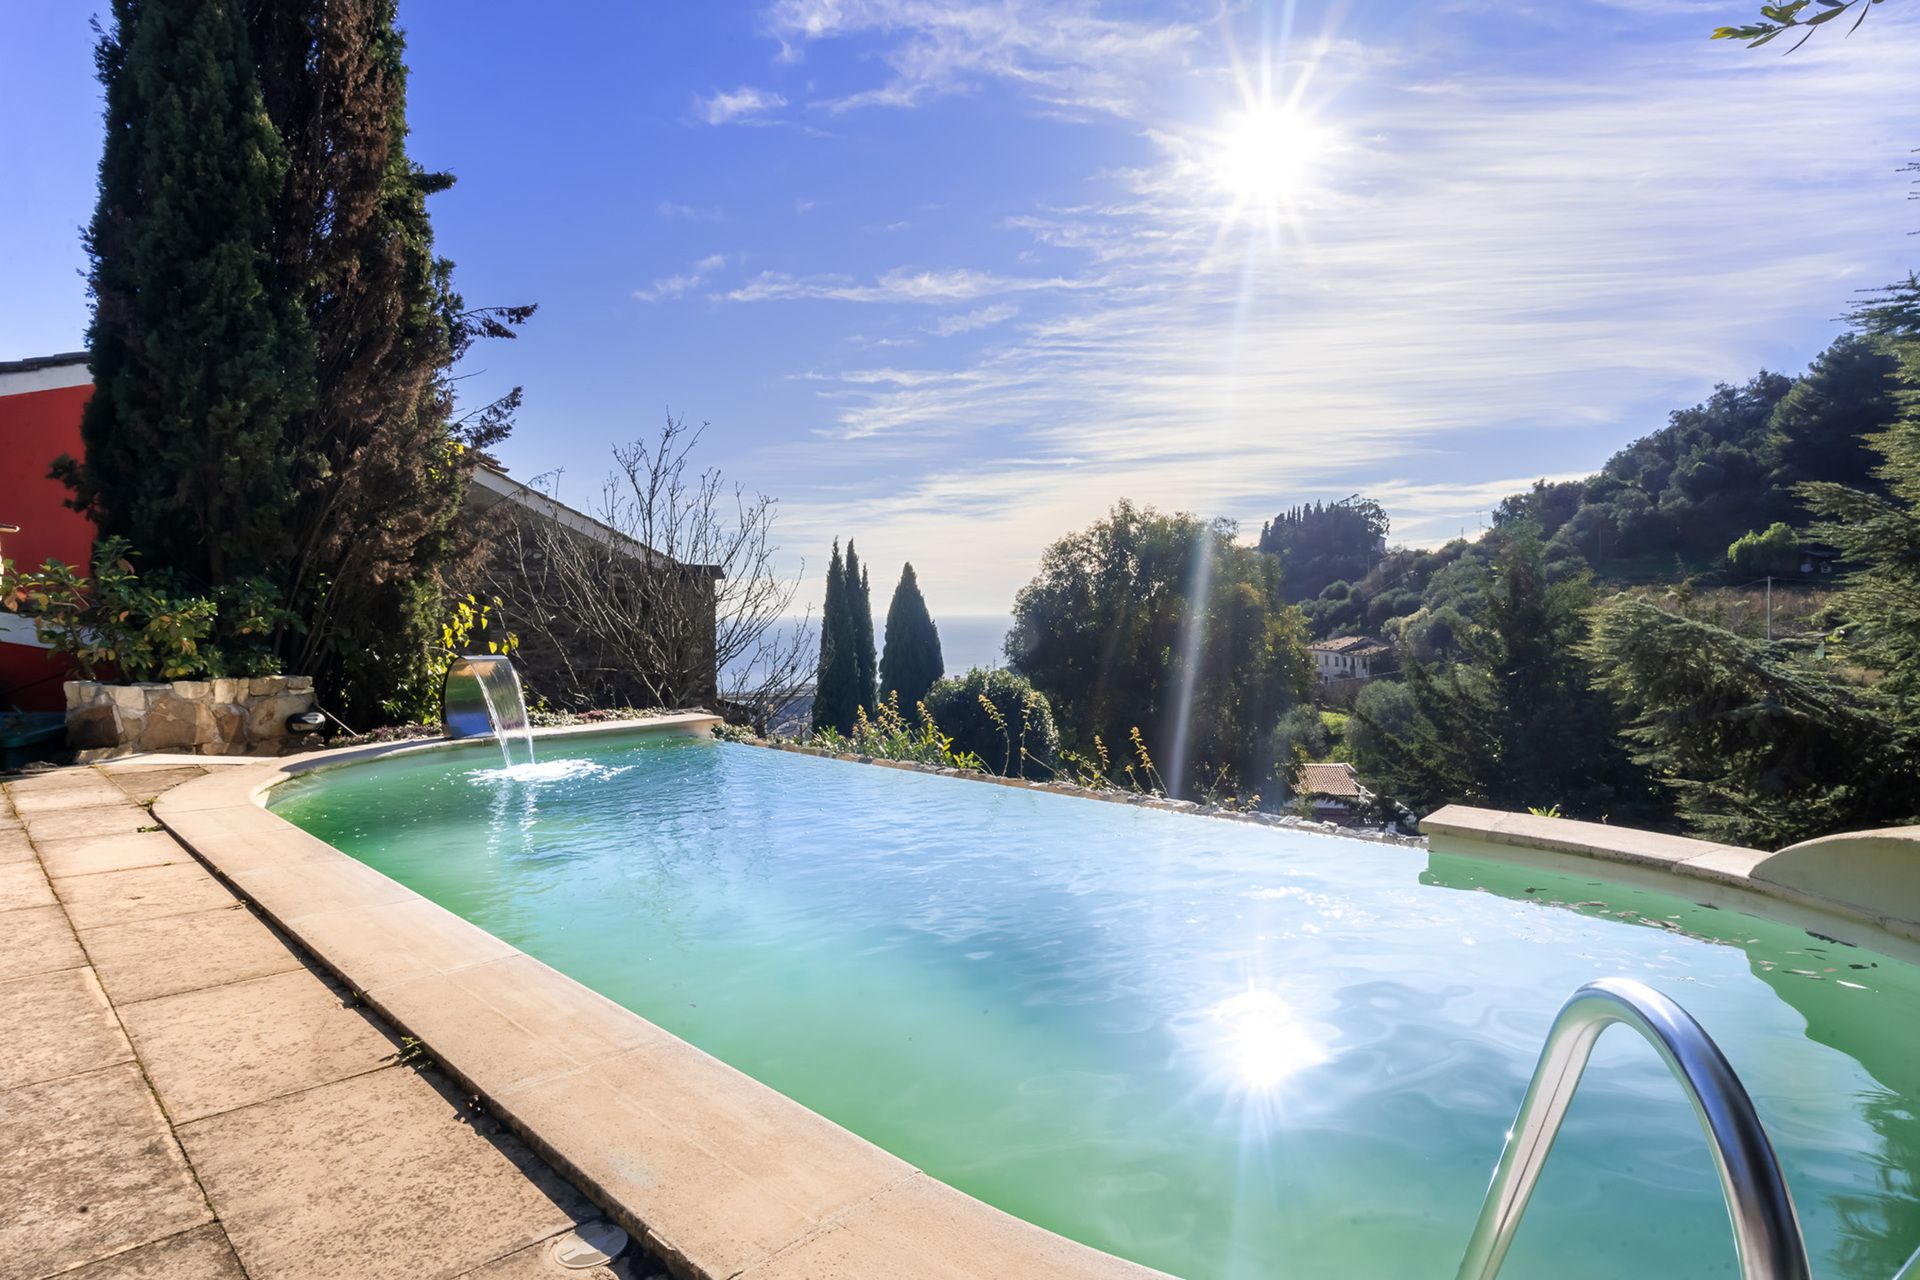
[0,351,88,376]
[1308,635,1389,656]
[1296,762,1367,799]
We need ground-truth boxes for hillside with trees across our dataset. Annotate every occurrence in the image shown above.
[1292,330,1905,658]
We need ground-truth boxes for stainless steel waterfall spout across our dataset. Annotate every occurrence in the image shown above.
[441,654,535,768]
[1455,977,1810,1280]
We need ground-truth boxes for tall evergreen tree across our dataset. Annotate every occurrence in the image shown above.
[68,0,311,588]
[1361,529,1661,822]
[878,562,944,708]
[68,0,527,721]
[844,540,878,714]
[250,0,529,720]
[811,541,859,734]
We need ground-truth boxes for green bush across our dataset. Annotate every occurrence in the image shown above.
[807,693,983,771]
[923,667,1060,778]
[1726,522,1801,578]
[0,536,286,681]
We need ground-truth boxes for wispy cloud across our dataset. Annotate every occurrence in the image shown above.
[657,200,723,221]
[748,11,1920,610]
[724,267,1087,304]
[635,253,732,303]
[696,85,788,125]
[930,302,1019,336]
[764,0,1200,117]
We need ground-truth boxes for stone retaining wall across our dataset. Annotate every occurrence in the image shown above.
[66,676,316,758]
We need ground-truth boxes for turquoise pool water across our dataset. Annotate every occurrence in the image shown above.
[271,734,1920,1280]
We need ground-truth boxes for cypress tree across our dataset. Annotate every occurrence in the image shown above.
[251,0,530,721]
[811,541,859,734]
[69,0,528,721]
[68,0,311,587]
[844,540,878,714]
[878,562,944,709]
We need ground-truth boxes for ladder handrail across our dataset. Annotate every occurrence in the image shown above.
[1455,977,1810,1280]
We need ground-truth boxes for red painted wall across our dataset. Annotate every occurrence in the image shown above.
[1,380,95,711]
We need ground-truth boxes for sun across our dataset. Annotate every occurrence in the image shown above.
[1209,106,1326,209]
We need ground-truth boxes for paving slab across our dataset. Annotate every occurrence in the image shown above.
[371,953,671,1096]
[23,805,158,842]
[0,859,58,912]
[0,825,34,863]
[81,902,303,1005]
[493,1039,915,1280]
[60,1225,246,1280]
[53,861,236,931]
[123,967,398,1123]
[5,768,113,796]
[37,831,190,880]
[0,904,85,981]
[0,1063,213,1280]
[0,966,133,1090]
[7,782,139,816]
[288,894,515,992]
[458,1235,651,1279]
[178,1066,589,1280]
[106,766,211,805]
[738,1172,1166,1280]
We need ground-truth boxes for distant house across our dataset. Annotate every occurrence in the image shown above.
[1293,761,1373,820]
[1797,543,1838,576]
[1308,634,1391,686]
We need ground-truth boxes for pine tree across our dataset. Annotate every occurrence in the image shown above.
[68,0,311,588]
[878,563,944,709]
[811,541,859,734]
[1801,338,1920,706]
[1361,529,1659,821]
[844,540,878,714]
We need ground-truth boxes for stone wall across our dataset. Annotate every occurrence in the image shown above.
[66,676,316,758]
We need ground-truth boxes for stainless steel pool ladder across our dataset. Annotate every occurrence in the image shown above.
[1455,977,1811,1280]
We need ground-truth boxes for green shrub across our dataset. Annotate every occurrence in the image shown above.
[1,537,287,681]
[808,692,983,771]
[923,667,1060,778]
[1726,522,1801,578]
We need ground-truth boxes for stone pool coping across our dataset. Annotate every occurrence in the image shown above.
[1423,804,1920,963]
[154,714,1172,1280]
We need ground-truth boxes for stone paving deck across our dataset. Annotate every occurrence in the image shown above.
[0,762,662,1280]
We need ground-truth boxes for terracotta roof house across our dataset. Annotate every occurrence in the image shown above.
[1293,761,1374,820]
[1307,634,1392,686]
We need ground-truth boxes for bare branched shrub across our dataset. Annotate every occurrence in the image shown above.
[469,415,810,730]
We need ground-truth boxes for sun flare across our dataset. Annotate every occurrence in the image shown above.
[1209,106,1326,210]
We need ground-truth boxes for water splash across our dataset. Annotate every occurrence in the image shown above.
[467,759,630,787]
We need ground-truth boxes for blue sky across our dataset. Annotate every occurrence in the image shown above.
[4,0,1918,621]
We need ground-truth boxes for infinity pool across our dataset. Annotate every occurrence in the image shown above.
[271,733,1920,1279]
